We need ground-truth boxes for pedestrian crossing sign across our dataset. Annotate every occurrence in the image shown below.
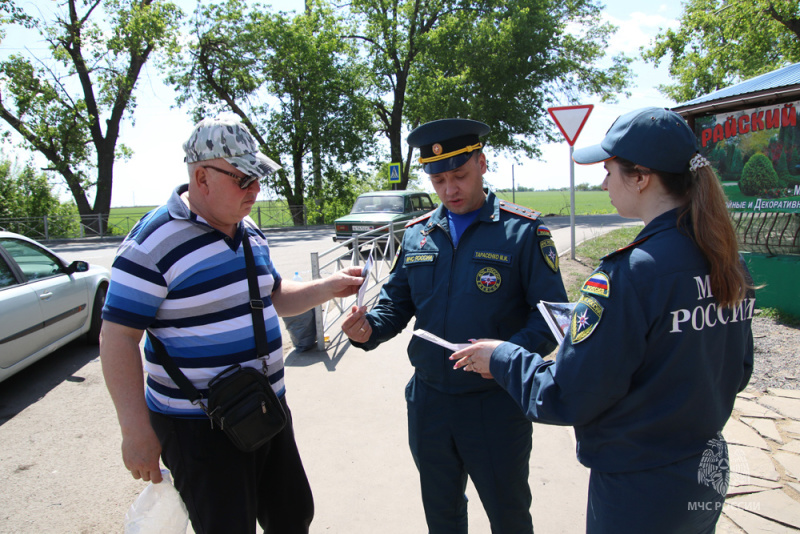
[389,162,401,183]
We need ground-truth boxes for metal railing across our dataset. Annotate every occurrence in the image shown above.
[309,222,402,349]
[0,214,110,240]
[732,212,800,255]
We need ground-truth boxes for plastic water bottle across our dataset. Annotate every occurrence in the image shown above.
[124,469,189,534]
[293,272,302,282]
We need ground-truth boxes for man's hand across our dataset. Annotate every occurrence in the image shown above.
[342,305,371,343]
[273,267,365,317]
[100,321,164,483]
[329,266,366,299]
[122,426,163,483]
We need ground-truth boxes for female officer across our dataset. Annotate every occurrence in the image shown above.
[450,107,754,533]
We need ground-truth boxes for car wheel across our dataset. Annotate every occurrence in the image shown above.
[86,284,107,345]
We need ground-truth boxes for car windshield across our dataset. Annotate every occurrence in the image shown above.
[350,196,405,214]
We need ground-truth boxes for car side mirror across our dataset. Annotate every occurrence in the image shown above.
[64,260,89,275]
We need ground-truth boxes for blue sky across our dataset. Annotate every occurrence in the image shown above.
[3,0,684,206]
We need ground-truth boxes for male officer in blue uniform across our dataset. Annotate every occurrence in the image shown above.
[342,118,568,533]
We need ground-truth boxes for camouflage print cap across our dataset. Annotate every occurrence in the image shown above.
[183,116,281,179]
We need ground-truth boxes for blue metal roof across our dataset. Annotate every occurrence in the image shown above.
[677,62,800,107]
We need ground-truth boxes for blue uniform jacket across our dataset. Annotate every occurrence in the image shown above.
[491,208,754,472]
[356,191,568,395]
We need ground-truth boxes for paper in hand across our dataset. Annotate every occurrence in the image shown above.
[356,250,374,308]
[413,329,471,352]
[536,301,576,344]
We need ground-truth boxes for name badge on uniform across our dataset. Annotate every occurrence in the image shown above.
[473,250,512,264]
[404,252,438,266]
[570,295,603,344]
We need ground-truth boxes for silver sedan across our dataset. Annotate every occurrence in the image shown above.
[0,231,110,383]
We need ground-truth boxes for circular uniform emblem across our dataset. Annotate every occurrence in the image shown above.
[432,143,443,155]
[476,267,501,293]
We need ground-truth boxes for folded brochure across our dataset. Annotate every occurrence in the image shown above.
[415,301,575,351]
[536,300,577,344]
[356,250,374,308]
[413,329,471,352]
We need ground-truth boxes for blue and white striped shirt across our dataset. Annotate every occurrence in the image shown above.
[102,185,284,417]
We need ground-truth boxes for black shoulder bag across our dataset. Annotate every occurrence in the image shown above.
[151,234,287,452]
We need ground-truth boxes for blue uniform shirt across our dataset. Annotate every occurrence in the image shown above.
[491,208,754,472]
[356,191,568,395]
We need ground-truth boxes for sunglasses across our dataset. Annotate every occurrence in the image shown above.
[203,165,258,189]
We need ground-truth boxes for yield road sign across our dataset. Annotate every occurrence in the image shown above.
[548,105,594,146]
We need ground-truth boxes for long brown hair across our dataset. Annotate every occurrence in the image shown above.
[616,158,748,307]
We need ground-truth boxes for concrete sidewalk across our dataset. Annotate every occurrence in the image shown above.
[270,216,636,533]
[278,218,800,534]
[286,327,589,533]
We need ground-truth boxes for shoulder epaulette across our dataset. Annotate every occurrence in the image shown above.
[499,200,541,221]
[600,236,651,261]
[405,209,436,228]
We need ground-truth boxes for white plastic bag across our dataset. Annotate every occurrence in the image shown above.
[124,469,189,534]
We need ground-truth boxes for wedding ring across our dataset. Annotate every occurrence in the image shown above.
[360,327,366,332]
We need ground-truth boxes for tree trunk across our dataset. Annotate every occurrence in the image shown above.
[311,133,323,224]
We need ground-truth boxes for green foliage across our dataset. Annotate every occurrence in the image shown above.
[0,0,183,218]
[346,0,633,187]
[739,153,780,196]
[575,182,603,191]
[497,185,535,193]
[775,152,793,187]
[167,0,377,221]
[642,0,800,102]
[305,167,374,223]
[730,146,744,178]
[0,158,79,236]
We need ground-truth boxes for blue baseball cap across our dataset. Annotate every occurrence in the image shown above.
[572,107,698,174]
[407,119,490,174]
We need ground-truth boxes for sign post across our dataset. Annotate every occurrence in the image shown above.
[547,105,593,260]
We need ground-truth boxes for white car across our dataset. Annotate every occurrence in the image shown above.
[0,231,110,383]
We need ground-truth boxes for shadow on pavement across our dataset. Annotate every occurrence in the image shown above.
[284,329,357,372]
[0,340,100,426]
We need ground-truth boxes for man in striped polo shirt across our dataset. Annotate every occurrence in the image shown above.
[100,116,363,534]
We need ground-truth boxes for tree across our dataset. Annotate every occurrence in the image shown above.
[345,0,632,188]
[0,158,79,236]
[642,0,800,103]
[0,0,182,227]
[167,0,377,225]
[739,153,780,196]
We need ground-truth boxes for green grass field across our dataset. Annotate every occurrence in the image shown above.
[108,191,616,234]
[495,190,615,215]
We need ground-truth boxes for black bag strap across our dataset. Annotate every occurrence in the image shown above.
[241,233,270,357]
[151,229,271,405]
[149,333,203,403]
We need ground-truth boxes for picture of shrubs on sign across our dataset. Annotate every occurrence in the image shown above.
[693,102,800,214]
